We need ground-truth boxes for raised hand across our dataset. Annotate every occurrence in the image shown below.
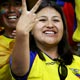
[16,0,42,36]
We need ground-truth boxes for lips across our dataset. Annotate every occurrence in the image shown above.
[42,29,58,37]
[5,12,20,22]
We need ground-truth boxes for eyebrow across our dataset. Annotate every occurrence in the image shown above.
[52,16,61,18]
[37,15,61,19]
[37,16,47,18]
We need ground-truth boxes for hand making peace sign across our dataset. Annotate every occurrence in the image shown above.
[16,0,42,36]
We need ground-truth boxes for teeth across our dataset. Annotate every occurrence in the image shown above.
[45,31,54,34]
[8,16,17,19]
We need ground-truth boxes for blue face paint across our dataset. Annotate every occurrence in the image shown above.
[0,8,6,15]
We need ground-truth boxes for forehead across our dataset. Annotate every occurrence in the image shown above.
[37,7,61,17]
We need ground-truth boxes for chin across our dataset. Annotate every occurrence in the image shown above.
[8,24,16,28]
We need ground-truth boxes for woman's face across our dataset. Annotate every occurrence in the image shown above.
[32,7,64,46]
[0,0,22,29]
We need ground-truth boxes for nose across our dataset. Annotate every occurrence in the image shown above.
[9,5,16,12]
[46,21,53,28]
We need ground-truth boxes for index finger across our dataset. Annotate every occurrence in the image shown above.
[30,0,42,13]
[22,0,28,14]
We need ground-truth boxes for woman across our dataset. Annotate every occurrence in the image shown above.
[10,0,80,80]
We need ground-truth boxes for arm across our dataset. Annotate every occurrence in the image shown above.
[11,0,42,76]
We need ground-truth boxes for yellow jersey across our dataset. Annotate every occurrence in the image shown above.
[12,51,80,80]
[0,35,15,80]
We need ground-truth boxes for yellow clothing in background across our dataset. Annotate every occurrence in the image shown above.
[72,0,80,42]
[0,35,15,80]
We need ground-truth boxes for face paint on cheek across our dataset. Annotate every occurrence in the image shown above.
[0,8,7,15]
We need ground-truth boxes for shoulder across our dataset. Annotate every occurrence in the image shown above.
[67,55,80,70]
[0,35,4,39]
[0,35,6,44]
[0,35,9,41]
[73,55,80,61]
[71,55,80,66]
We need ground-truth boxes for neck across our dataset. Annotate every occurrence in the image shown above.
[3,28,15,38]
[37,43,59,59]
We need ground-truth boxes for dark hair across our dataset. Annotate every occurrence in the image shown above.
[30,0,73,65]
[0,0,22,3]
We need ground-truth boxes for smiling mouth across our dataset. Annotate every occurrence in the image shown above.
[7,15,18,21]
[43,30,58,37]
[44,31,55,34]
[43,30,57,34]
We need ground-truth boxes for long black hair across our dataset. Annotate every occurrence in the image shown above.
[30,0,74,65]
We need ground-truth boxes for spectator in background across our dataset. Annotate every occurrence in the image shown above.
[72,0,80,56]
[0,0,22,80]
[72,0,80,42]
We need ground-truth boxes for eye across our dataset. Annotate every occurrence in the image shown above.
[39,19,47,22]
[1,2,9,8]
[15,2,22,7]
[52,19,60,22]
